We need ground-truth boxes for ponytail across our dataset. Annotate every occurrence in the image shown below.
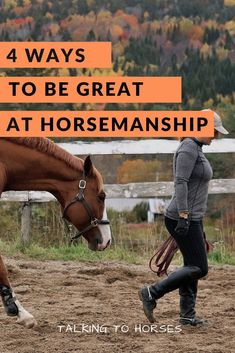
[179,137,186,142]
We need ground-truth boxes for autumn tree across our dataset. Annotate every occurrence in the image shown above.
[117,159,163,184]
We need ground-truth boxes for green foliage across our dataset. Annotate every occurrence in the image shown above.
[208,242,235,265]
[108,204,147,224]
[0,198,234,265]
[0,238,144,264]
[203,27,220,44]
[207,154,235,179]
[133,202,148,222]
[0,213,234,265]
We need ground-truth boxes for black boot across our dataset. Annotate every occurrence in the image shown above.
[138,287,157,323]
[179,280,203,326]
[139,266,202,323]
[0,285,19,316]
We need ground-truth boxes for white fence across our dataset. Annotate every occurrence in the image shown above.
[57,138,235,155]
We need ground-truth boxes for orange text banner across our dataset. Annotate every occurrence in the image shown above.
[0,111,214,137]
[0,76,181,103]
[0,42,112,68]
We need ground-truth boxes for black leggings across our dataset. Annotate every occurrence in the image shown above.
[165,216,208,277]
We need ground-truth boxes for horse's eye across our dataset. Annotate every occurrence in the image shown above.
[98,193,106,202]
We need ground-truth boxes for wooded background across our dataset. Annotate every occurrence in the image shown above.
[0,0,234,138]
[0,0,234,254]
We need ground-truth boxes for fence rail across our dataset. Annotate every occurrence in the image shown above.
[58,138,235,155]
[1,179,235,202]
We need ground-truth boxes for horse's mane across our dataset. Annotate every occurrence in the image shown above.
[3,137,83,172]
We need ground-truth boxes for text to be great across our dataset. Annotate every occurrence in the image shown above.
[8,81,144,97]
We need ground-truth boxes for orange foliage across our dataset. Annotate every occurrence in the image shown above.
[188,25,204,41]
[123,14,138,27]
[49,23,59,36]
[115,10,125,17]
[117,159,162,184]
[110,24,123,39]
[14,6,25,16]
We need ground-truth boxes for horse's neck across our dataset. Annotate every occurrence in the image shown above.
[1,143,81,206]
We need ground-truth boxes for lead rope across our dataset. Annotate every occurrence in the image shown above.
[149,236,178,277]
[149,234,213,277]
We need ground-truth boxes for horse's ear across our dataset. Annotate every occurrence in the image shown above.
[84,155,94,177]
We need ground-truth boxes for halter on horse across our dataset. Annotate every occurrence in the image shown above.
[62,169,110,245]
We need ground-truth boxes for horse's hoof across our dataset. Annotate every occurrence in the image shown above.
[17,315,38,329]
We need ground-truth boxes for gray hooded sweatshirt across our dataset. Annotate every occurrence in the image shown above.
[165,138,213,221]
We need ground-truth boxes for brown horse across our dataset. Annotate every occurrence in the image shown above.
[0,137,111,328]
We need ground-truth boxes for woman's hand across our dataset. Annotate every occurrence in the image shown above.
[175,217,190,236]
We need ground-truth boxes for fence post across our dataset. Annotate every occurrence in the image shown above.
[21,202,31,247]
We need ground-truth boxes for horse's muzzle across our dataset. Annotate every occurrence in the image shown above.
[97,239,111,251]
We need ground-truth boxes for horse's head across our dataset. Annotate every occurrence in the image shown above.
[62,156,112,251]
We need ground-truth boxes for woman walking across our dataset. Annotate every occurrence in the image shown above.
[139,110,229,326]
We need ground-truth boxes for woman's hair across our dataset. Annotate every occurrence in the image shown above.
[178,137,187,142]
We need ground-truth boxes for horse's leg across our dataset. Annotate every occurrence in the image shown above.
[0,255,37,328]
[0,170,37,328]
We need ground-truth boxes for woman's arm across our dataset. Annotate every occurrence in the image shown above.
[174,144,198,217]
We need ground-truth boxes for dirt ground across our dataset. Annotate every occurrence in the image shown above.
[0,258,234,353]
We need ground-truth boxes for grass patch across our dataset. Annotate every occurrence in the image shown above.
[0,237,234,266]
[0,238,145,264]
[208,244,235,265]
